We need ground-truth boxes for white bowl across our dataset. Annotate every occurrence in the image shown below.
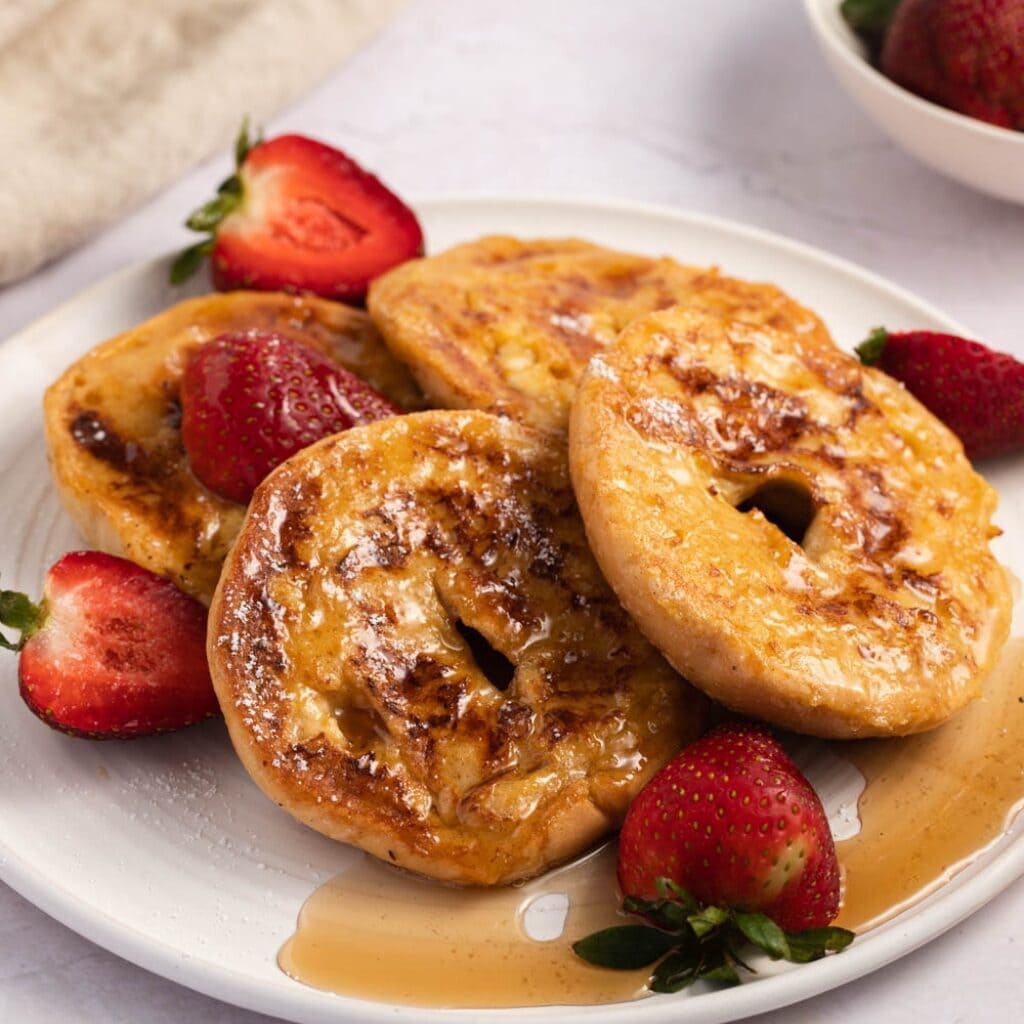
[803,0,1024,204]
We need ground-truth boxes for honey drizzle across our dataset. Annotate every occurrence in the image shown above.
[280,639,1024,1007]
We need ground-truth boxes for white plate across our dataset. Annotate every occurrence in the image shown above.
[0,196,1021,1024]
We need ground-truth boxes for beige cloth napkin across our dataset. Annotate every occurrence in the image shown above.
[0,0,407,285]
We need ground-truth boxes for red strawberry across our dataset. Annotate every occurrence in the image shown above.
[172,122,423,301]
[881,0,1024,130]
[180,329,401,504]
[856,327,1024,460]
[618,722,841,932]
[0,551,218,739]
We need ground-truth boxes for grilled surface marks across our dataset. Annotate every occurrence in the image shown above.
[570,305,1011,739]
[43,291,422,603]
[209,410,704,884]
[367,235,829,434]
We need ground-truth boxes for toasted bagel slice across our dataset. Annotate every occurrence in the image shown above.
[367,236,829,434]
[44,291,422,603]
[570,306,1011,739]
[208,410,706,884]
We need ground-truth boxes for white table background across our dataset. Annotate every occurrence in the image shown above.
[1,1,1021,1021]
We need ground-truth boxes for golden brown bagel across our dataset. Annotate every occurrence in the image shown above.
[208,410,706,884]
[570,305,1011,739]
[367,236,828,434]
[43,291,422,603]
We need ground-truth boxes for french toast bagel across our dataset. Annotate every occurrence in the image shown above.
[44,291,422,603]
[570,305,1011,739]
[208,410,706,885]
[367,236,831,434]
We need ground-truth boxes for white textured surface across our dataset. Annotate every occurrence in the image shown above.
[0,0,406,284]
[0,1,1022,1022]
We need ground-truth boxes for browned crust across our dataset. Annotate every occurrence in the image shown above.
[367,236,829,435]
[570,305,1011,739]
[43,291,424,603]
[208,410,706,884]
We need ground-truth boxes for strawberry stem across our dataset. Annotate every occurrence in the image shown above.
[170,117,263,285]
[573,880,854,991]
[0,588,45,652]
[855,326,889,366]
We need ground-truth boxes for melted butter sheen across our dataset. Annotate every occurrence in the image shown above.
[280,640,1024,1006]
[834,638,1024,930]
[278,845,648,1008]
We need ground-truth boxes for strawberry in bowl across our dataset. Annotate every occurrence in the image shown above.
[873,0,1024,131]
[806,0,1024,202]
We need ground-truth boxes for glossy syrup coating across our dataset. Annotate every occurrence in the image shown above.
[43,291,424,603]
[208,410,706,885]
[367,235,831,435]
[570,305,1011,738]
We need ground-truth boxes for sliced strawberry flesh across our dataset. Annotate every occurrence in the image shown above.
[17,551,217,739]
[211,134,423,301]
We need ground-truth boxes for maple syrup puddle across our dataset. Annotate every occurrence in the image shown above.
[279,639,1024,1007]
[833,637,1024,930]
[278,843,647,1008]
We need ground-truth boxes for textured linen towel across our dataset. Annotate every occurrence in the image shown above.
[0,0,406,285]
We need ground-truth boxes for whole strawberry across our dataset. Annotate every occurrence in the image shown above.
[881,0,1024,130]
[573,723,852,991]
[181,330,401,504]
[857,327,1024,460]
[619,722,841,932]
[1,551,218,738]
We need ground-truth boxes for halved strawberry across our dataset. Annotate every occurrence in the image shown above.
[0,551,218,739]
[172,122,423,302]
[180,329,402,504]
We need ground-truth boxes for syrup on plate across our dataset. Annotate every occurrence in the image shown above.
[278,844,648,1008]
[280,638,1024,1007]
[834,637,1024,930]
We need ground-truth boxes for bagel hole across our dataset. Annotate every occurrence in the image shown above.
[737,480,815,546]
[455,620,515,692]
[333,701,386,753]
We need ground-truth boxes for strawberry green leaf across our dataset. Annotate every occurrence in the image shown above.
[170,238,215,286]
[235,116,252,168]
[700,958,741,986]
[734,911,791,960]
[648,948,703,993]
[839,0,900,34]
[784,926,856,963]
[856,327,889,366]
[234,115,263,169]
[185,192,241,233]
[0,589,44,651]
[622,895,690,933]
[839,0,900,59]
[687,904,730,939]
[216,174,242,197]
[723,940,755,974]
[655,877,700,912]
[572,925,678,969]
